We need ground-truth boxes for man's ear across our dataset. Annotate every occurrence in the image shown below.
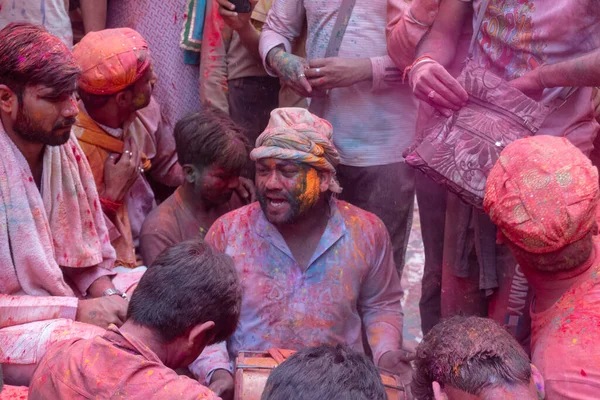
[183,164,198,184]
[188,321,217,351]
[0,84,17,114]
[432,382,448,400]
[318,170,332,192]
[114,89,133,108]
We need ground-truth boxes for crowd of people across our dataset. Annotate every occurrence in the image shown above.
[1,0,600,399]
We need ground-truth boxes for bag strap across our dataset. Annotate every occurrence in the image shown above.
[468,0,492,57]
[309,0,357,115]
[324,0,357,58]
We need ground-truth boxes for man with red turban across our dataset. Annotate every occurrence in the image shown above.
[72,28,183,268]
[484,135,600,398]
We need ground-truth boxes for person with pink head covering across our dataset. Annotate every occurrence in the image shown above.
[189,107,410,398]
[484,135,600,399]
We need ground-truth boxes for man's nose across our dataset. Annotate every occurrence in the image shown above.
[62,95,79,118]
[265,171,283,190]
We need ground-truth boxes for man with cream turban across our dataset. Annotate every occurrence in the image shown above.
[484,135,600,399]
[72,28,183,268]
[190,108,410,396]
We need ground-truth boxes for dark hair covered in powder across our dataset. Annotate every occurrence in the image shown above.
[0,22,80,98]
[262,344,387,400]
[127,240,242,343]
[174,106,249,173]
[412,316,532,399]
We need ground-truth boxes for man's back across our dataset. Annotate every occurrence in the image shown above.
[28,326,219,400]
[531,237,600,399]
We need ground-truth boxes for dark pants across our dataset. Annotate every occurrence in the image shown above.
[415,171,446,335]
[228,76,280,178]
[337,162,415,278]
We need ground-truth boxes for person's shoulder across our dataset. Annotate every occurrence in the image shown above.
[335,199,388,235]
[141,193,180,234]
[32,336,94,382]
[213,202,262,229]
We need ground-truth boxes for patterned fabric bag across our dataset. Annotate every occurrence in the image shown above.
[403,0,557,209]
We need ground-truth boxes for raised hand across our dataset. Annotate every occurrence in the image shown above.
[217,0,258,31]
[410,60,468,117]
[267,47,312,97]
[101,136,142,203]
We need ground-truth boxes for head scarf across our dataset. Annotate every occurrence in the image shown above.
[484,135,599,254]
[73,28,150,95]
[250,107,342,193]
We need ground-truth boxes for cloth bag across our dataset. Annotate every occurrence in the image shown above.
[403,0,553,208]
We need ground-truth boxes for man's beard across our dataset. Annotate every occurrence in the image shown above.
[257,190,304,225]
[13,106,74,146]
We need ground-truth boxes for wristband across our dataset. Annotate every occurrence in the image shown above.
[103,288,128,301]
[407,8,431,28]
[99,197,123,213]
[403,55,437,84]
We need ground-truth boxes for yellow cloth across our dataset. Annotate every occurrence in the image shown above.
[73,108,137,268]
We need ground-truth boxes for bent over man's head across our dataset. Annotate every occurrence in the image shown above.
[127,240,241,366]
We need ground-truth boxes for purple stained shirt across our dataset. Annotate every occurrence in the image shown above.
[189,199,404,382]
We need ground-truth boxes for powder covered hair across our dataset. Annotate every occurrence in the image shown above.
[0,22,80,98]
[412,316,532,399]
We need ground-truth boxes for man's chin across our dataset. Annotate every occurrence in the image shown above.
[46,130,71,146]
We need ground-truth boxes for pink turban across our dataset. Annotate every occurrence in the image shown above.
[73,28,150,95]
[250,108,342,193]
[484,135,599,254]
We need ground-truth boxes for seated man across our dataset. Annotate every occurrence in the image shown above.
[262,344,387,400]
[193,108,409,395]
[28,240,241,399]
[412,316,544,400]
[72,28,184,268]
[0,23,137,385]
[484,135,600,399]
[140,107,250,266]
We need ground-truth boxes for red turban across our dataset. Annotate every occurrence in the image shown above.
[73,28,150,95]
[484,135,599,254]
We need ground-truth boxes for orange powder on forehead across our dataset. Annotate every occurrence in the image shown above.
[298,168,320,212]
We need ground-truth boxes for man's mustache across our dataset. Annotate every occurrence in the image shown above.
[53,118,77,130]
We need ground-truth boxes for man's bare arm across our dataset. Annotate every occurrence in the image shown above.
[415,0,471,66]
[80,0,107,33]
[509,49,600,96]
[542,50,600,88]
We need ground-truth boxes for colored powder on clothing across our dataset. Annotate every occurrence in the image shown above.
[298,168,320,212]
